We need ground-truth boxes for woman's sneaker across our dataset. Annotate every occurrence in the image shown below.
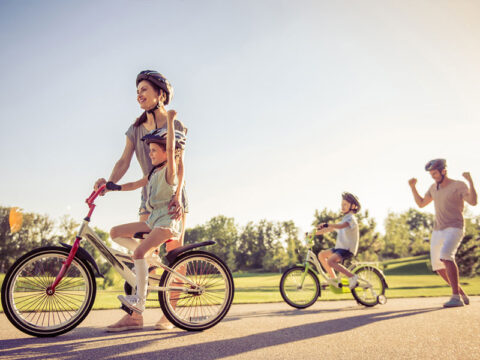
[118,295,146,313]
[106,314,143,332]
[348,275,359,290]
[443,295,464,308]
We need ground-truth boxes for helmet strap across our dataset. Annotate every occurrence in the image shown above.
[436,174,445,190]
[146,103,162,129]
[148,161,167,181]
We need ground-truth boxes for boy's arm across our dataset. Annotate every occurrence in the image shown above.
[463,172,477,206]
[315,221,348,235]
[165,110,177,185]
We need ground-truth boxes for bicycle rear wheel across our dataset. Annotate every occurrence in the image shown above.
[351,266,386,307]
[279,266,320,309]
[1,246,96,337]
[158,251,234,331]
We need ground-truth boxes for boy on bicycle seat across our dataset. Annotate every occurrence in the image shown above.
[316,192,361,290]
[107,110,186,314]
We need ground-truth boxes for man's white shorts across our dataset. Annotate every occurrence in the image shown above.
[430,227,464,271]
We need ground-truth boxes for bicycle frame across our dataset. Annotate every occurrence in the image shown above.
[300,232,385,291]
[48,185,200,295]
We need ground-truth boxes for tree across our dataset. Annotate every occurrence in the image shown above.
[456,216,480,277]
[383,209,432,258]
[184,215,238,270]
[0,206,56,272]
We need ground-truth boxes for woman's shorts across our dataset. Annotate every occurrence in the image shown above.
[430,227,464,271]
[332,248,354,261]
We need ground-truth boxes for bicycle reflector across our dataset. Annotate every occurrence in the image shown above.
[9,207,23,233]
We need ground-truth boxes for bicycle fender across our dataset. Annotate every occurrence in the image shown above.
[60,242,104,278]
[166,240,216,265]
[352,265,388,288]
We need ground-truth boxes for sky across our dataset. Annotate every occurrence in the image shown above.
[1,0,479,237]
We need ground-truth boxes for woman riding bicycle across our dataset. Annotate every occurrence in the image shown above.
[94,70,188,331]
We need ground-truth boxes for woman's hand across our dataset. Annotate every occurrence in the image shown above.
[94,178,108,195]
[168,195,184,220]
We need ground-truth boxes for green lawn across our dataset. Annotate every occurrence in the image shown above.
[1,256,479,312]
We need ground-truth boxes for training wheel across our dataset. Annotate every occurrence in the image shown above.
[377,295,387,305]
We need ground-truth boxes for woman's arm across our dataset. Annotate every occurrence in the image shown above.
[94,137,135,191]
[165,110,177,185]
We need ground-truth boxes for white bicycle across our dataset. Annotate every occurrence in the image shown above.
[280,227,388,308]
[1,184,234,337]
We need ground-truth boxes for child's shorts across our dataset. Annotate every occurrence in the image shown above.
[332,248,354,261]
[430,227,464,271]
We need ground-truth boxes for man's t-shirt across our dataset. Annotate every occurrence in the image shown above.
[425,180,469,231]
[335,213,359,255]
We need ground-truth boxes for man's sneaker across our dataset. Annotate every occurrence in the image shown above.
[118,295,146,313]
[348,275,359,290]
[443,296,464,308]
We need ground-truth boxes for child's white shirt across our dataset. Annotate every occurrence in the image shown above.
[335,213,359,255]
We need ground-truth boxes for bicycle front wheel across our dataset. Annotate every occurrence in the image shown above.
[351,266,386,307]
[279,266,320,309]
[1,246,96,337]
[158,251,234,331]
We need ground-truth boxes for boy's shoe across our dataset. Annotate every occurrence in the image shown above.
[348,275,359,290]
[443,296,464,308]
[106,314,143,332]
[461,294,470,305]
[326,278,340,288]
[118,295,146,313]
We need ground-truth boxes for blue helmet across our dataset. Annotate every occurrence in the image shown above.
[136,70,174,105]
[425,159,446,172]
[141,128,186,150]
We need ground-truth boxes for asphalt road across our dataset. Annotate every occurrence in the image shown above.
[1,297,479,360]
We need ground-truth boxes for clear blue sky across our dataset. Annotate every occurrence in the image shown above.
[1,0,479,235]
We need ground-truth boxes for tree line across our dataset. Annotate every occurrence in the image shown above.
[1,205,479,277]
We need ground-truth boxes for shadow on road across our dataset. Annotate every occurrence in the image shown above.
[0,306,441,359]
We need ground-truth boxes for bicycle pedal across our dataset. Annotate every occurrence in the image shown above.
[121,304,133,316]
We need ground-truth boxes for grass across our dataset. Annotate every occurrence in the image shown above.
[1,256,479,312]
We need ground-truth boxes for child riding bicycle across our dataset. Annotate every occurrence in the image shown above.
[316,192,361,290]
[107,110,186,314]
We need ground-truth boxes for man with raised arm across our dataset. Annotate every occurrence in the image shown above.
[408,159,477,307]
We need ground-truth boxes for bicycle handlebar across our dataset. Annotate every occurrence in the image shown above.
[86,184,106,206]
[106,181,122,191]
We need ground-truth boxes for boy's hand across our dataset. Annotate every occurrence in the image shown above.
[167,109,177,121]
[463,172,472,182]
[408,178,417,187]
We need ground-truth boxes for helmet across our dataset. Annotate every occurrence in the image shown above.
[136,70,174,105]
[342,192,361,213]
[425,159,446,172]
[141,128,186,150]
